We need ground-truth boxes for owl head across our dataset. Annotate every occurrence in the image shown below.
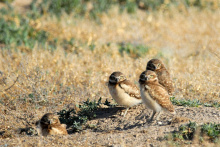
[40,113,60,126]
[139,70,158,84]
[146,59,165,71]
[109,71,126,84]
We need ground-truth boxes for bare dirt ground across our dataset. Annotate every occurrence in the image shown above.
[0,0,220,146]
[1,104,220,146]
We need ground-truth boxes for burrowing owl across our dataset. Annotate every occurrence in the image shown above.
[108,71,142,117]
[36,113,68,136]
[146,59,174,95]
[139,70,175,121]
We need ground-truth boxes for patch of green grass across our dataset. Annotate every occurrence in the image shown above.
[203,102,220,108]
[33,0,219,21]
[0,7,48,49]
[38,0,85,17]
[183,0,219,9]
[170,97,220,108]
[137,0,171,10]
[35,0,137,19]
[201,123,220,142]
[28,0,43,20]
[170,97,203,107]
[58,98,113,133]
[177,121,197,140]
[137,0,219,11]
[36,0,114,21]
[0,5,78,51]
[170,122,220,143]
[119,0,137,13]
[119,43,150,58]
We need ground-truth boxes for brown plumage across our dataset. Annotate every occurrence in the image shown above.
[146,59,174,95]
[139,70,175,121]
[36,113,68,136]
[108,71,142,117]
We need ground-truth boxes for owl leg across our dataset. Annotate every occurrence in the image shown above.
[135,109,146,120]
[155,111,161,120]
[123,108,129,117]
[149,111,156,121]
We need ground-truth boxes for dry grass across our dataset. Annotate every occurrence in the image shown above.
[0,2,220,146]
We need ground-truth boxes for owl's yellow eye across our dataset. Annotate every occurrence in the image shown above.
[150,75,154,78]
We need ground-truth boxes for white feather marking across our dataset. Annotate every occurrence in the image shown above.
[140,85,162,112]
[108,85,142,107]
[51,127,63,134]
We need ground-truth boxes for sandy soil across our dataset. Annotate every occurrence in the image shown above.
[1,104,220,147]
[0,0,219,146]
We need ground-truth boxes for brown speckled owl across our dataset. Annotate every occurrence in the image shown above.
[146,59,174,95]
[108,71,142,117]
[36,113,68,136]
[139,70,175,121]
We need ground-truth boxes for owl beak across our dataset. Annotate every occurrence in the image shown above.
[144,76,149,81]
[49,120,52,125]
[146,77,149,81]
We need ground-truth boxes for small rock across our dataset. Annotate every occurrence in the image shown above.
[158,121,163,125]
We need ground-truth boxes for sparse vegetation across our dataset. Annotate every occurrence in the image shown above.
[171,97,220,108]
[58,98,102,132]
[172,121,197,141]
[58,98,116,132]
[169,122,220,144]
[0,15,48,49]
[0,7,50,50]
[119,43,150,58]
[201,123,220,142]
[28,0,220,20]
[0,0,220,146]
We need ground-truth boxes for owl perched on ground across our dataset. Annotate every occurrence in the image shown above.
[146,59,174,95]
[139,70,176,121]
[108,71,142,117]
[36,113,68,136]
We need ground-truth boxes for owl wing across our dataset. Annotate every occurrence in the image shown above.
[49,124,68,135]
[61,124,67,129]
[59,124,68,135]
[119,80,141,99]
[158,70,174,95]
[146,83,175,113]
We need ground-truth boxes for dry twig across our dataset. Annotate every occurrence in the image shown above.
[0,76,19,92]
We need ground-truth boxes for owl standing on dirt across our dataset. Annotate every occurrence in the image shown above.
[139,70,176,122]
[146,59,174,95]
[36,113,68,136]
[108,71,142,117]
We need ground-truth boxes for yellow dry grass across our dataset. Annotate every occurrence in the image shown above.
[0,6,219,127]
